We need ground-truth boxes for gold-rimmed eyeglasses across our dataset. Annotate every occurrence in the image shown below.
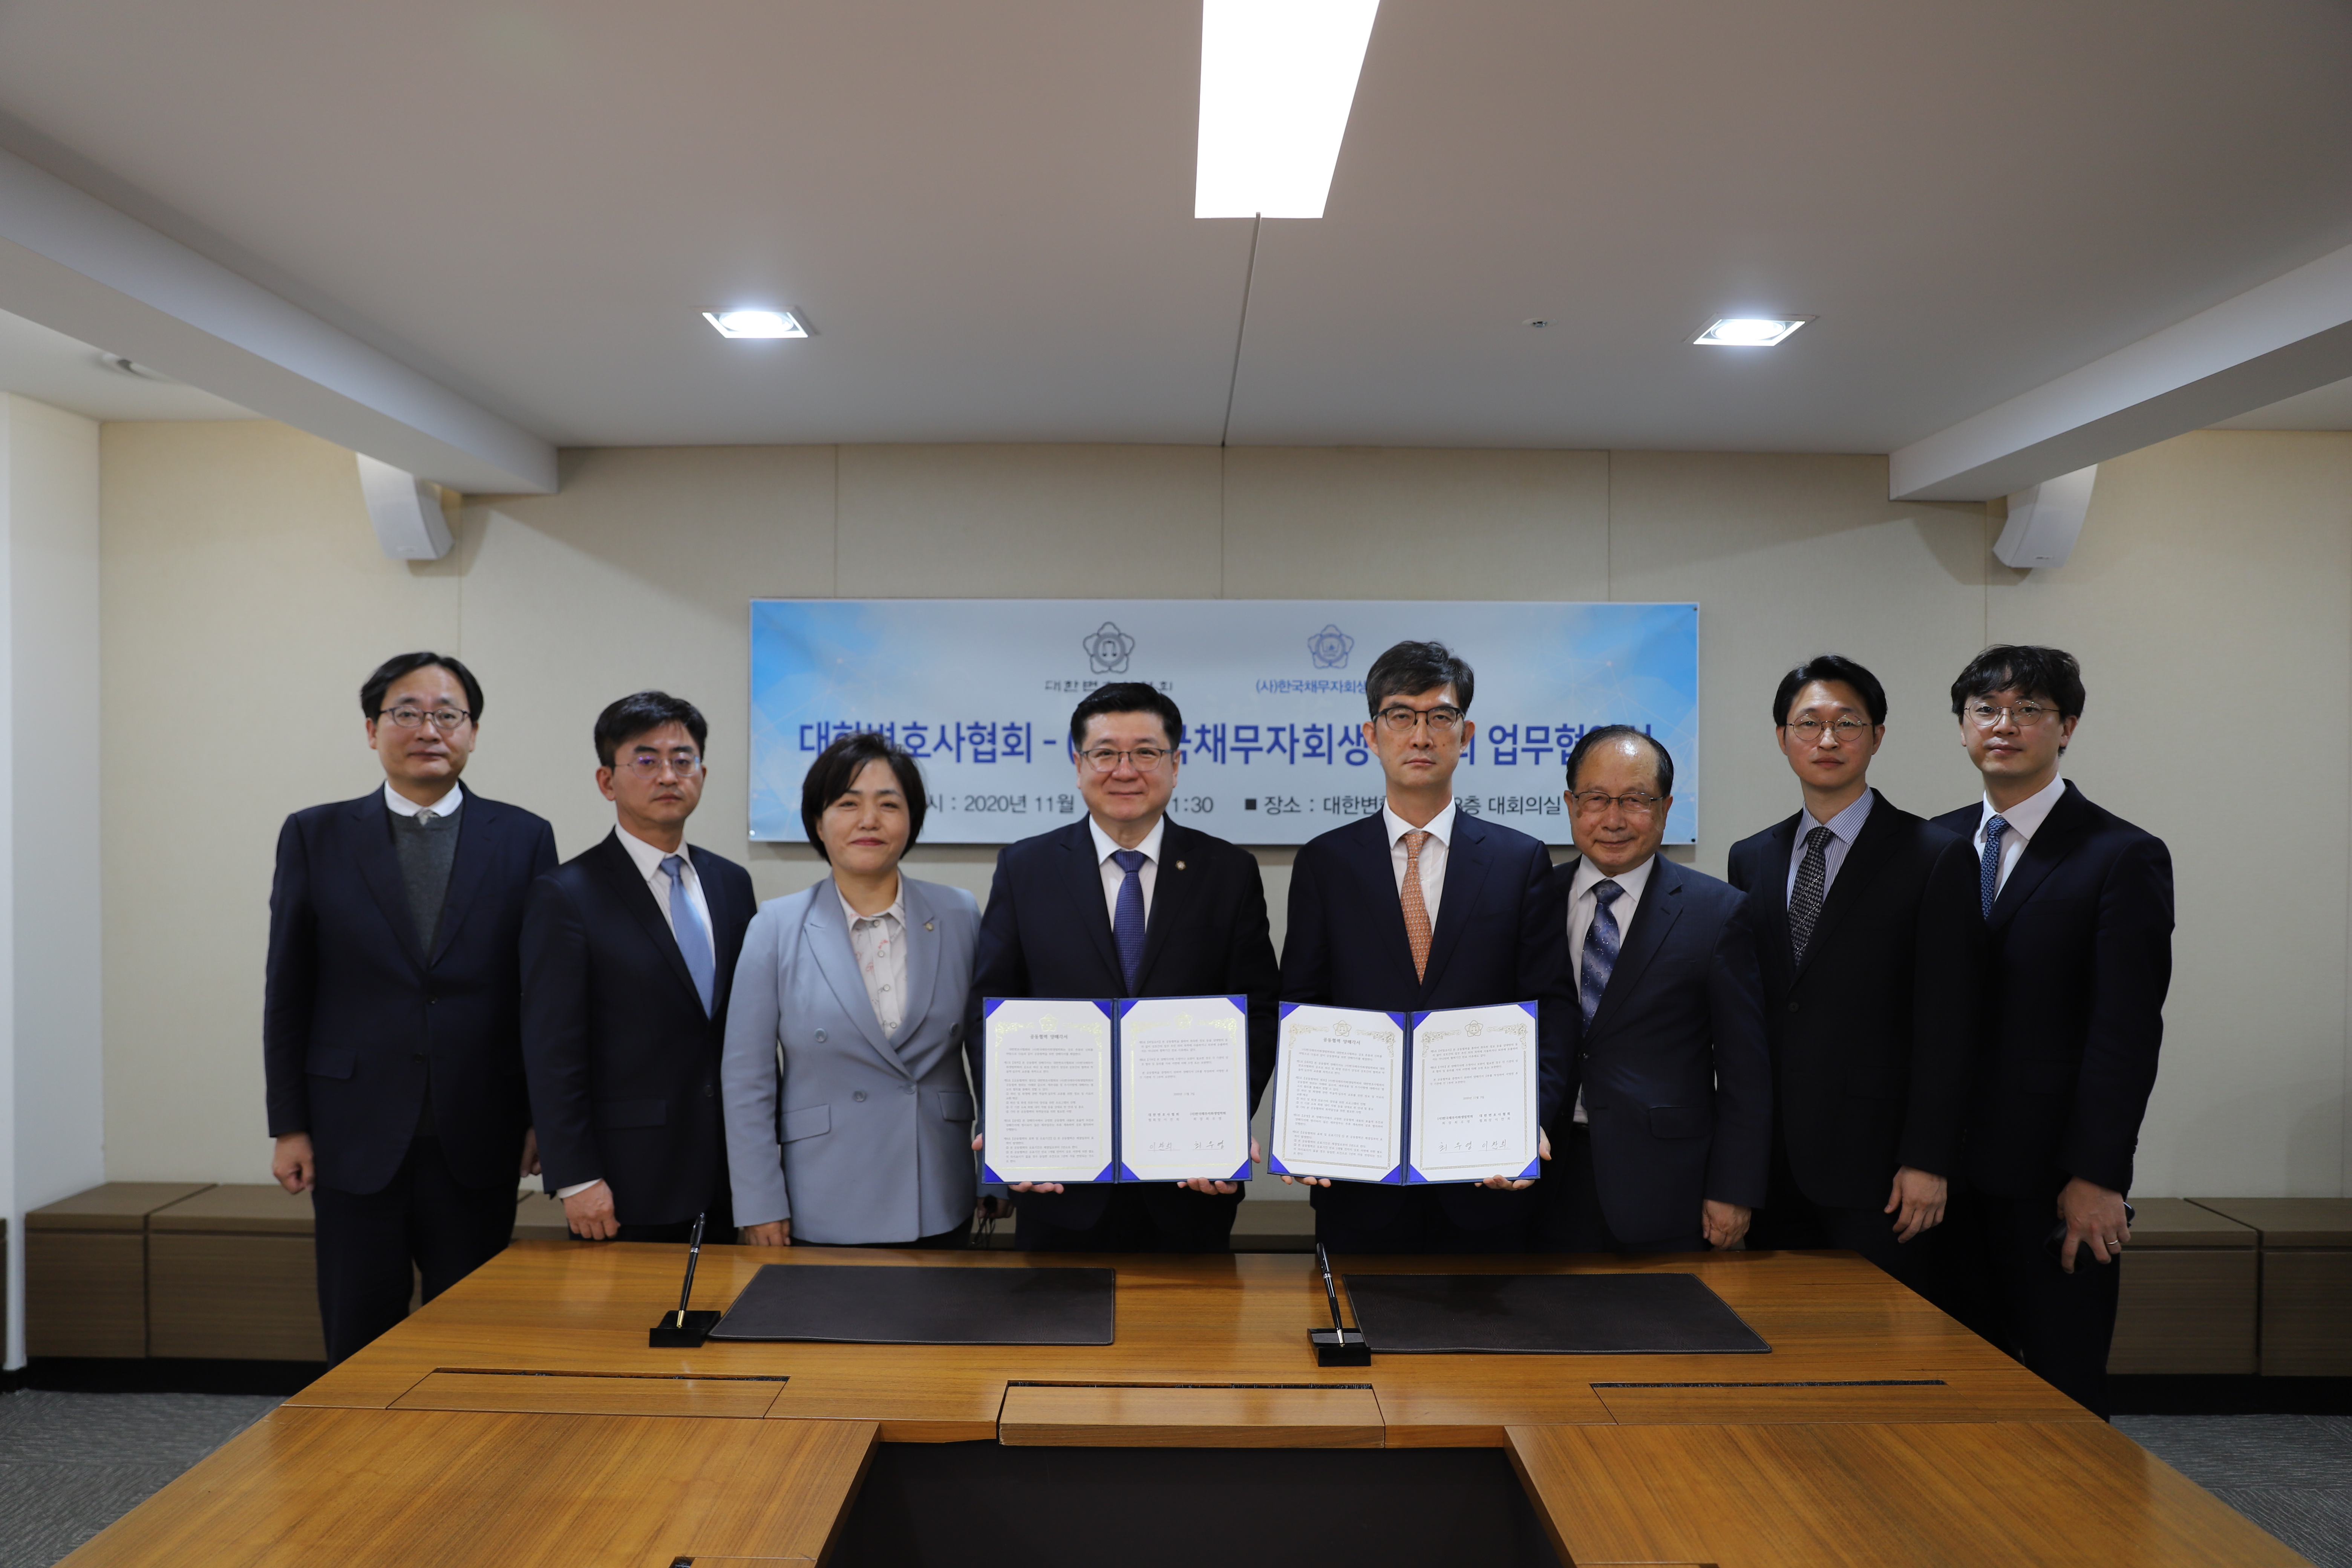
[618,751,703,778]
[1568,789,1662,819]
[1080,746,1171,774]
[1787,716,1874,741]
[377,705,473,731]
[1966,701,2059,729]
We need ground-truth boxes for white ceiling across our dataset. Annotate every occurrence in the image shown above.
[0,0,2346,448]
[0,306,256,421]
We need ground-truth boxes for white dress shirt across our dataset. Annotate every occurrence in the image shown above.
[837,879,909,1039]
[1089,814,1166,928]
[1784,788,1876,905]
[1565,852,1657,1124]
[1382,799,1456,929]
[383,779,464,819]
[1975,773,2067,898]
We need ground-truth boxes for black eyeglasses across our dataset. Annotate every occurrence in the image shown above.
[377,705,473,731]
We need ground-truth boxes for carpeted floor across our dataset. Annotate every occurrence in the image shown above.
[0,1391,2344,1566]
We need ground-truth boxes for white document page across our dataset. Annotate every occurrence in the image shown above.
[1407,1002,1538,1184]
[1118,995,1250,1182]
[982,998,1113,1184]
[1270,1004,1405,1183]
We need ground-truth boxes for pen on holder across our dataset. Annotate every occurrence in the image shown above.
[673,1212,707,1328]
[1316,1242,1345,1337]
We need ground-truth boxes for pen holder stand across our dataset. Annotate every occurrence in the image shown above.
[649,1309,723,1348]
[1310,1328,1372,1367]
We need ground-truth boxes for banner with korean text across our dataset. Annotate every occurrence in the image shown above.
[749,600,1698,846]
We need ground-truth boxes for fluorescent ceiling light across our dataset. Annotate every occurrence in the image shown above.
[1196,0,1381,219]
[1693,316,1813,347]
[703,309,807,339]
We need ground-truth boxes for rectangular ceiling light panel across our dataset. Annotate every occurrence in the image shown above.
[1196,0,1381,219]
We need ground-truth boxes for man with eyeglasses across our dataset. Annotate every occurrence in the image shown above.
[1726,655,1977,1295]
[1537,725,1768,1254]
[265,652,558,1363]
[522,691,755,1242]
[1930,646,2172,1417]
[1281,641,1571,1253]
[968,682,1280,1250]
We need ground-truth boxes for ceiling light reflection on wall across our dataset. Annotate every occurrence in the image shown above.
[1195,0,1381,219]
[1693,317,1813,347]
[703,309,808,339]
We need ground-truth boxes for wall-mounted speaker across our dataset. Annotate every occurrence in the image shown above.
[356,453,454,560]
[1995,465,2097,570]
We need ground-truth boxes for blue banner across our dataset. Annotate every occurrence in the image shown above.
[749,600,1698,845]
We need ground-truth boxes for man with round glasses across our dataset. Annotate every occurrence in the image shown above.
[522,691,755,1243]
[1727,655,1977,1297]
[969,682,1280,1251]
[264,652,557,1363]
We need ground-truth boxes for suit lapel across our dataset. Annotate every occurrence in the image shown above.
[1585,857,1682,1042]
[1792,793,1899,982]
[1421,815,1496,995]
[348,795,427,973]
[1988,783,2090,930]
[1344,813,1421,985]
[900,878,944,1039]
[805,883,907,1072]
[1058,819,1125,986]
[1752,815,1799,992]
[427,798,495,968]
[1136,821,1199,992]
[589,831,703,1009]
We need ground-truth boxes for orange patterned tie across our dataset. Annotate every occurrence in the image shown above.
[1401,830,1433,981]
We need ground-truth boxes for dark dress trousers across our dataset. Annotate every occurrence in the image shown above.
[968,817,1280,1250]
[521,830,755,1237]
[1930,783,2173,1416]
[1281,811,1571,1253]
[1727,793,1977,1293]
[1539,855,1771,1254]
[264,789,558,1363]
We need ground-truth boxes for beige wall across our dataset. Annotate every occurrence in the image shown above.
[97,425,2352,1198]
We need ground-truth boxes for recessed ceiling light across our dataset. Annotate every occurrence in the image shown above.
[1195,0,1381,220]
[703,309,808,340]
[1693,316,1813,348]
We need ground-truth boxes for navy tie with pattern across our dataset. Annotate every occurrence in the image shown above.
[1978,815,2010,919]
[1580,880,1624,1027]
[1112,849,1148,995]
[661,854,717,1015]
[1788,825,1833,963]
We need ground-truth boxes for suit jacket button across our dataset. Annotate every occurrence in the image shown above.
[854,1090,867,1102]
[413,1051,427,1062]
[1578,1052,1590,1061]
[815,1029,828,1043]
[903,1084,916,1096]
[1787,1001,1800,1014]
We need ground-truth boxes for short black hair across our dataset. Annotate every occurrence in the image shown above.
[800,731,928,862]
[1949,645,2086,721]
[1365,641,1476,716]
[1773,654,1888,727]
[1565,724,1675,798]
[594,691,709,767]
[361,651,483,721]
[1069,683,1185,752]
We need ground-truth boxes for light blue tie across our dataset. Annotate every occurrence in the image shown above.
[1111,849,1148,995]
[1979,816,2009,919]
[1580,880,1623,1027]
[662,854,717,1015]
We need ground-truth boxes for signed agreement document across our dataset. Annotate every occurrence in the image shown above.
[981,997,1115,1185]
[1268,1003,1407,1184]
[1407,1002,1540,1184]
[1117,995,1253,1182]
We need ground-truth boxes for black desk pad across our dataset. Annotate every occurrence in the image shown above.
[1339,1272,1768,1355]
[708,1263,1116,1346]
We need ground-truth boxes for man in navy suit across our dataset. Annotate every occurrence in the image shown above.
[266,652,558,1364]
[1729,655,1976,1294]
[1281,641,1571,1253]
[969,683,1281,1250]
[1932,645,2172,1416]
[1539,726,1769,1254]
[522,692,755,1243]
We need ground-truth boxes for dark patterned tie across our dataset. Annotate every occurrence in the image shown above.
[1579,880,1624,1027]
[1111,849,1148,994]
[1787,825,1833,964]
[1979,815,2010,919]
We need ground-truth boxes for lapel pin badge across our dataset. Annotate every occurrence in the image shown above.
[1175,860,1186,870]
[924,920,934,931]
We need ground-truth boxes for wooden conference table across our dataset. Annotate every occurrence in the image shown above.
[62,1242,2304,1568]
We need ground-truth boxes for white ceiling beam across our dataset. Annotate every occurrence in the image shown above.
[0,148,554,494]
[1890,241,2352,501]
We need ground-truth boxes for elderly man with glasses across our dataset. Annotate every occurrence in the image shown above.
[264,652,558,1363]
[967,682,1280,1251]
[1536,724,1770,1254]
[522,691,755,1243]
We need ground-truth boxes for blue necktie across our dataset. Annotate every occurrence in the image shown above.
[1111,849,1148,995]
[662,854,717,1015]
[1978,815,2009,919]
[1580,880,1623,1027]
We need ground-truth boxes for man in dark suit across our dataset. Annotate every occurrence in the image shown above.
[522,691,755,1243]
[1539,726,1769,1254]
[1728,655,1976,1294]
[266,652,558,1364]
[1281,641,1571,1253]
[1931,645,2172,1416]
[970,682,1282,1250]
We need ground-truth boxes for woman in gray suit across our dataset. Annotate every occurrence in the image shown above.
[722,732,983,1246]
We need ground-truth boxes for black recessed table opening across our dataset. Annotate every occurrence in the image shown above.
[708,1263,1116,1346]
[1339,1271,1769,1355]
